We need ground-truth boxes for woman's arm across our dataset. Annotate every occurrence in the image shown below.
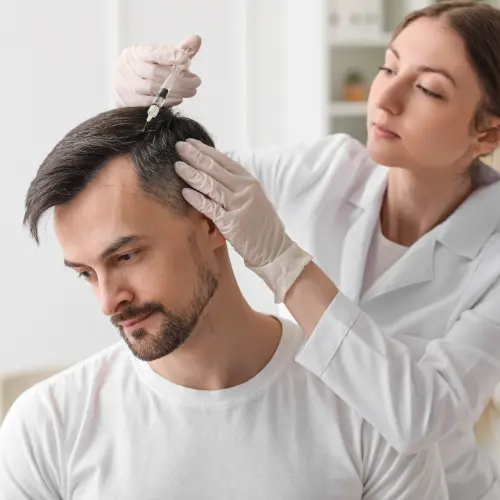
[284,261,339,334]
[174,140,500,454]
[289,260,500,453]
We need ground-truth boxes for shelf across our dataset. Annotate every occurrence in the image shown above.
[329,31,392,48]
[329,101,367,117]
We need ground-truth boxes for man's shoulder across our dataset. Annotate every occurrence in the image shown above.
[38,341,130,390]
[6,342,131,423]
[276,318,368,450]
[279,318,362,409]
[0,341,133,470]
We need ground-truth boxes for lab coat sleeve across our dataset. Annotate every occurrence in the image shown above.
[295,281,500,454]
[0,388,62,499]
[361,422,448,500]
[226,133,365,211]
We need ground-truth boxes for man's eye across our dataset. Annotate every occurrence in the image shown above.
[118,251,138,262]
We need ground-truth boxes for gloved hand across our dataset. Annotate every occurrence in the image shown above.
[174,139,312,303]
[113,35,203,108]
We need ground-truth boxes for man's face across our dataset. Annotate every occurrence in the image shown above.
[54,155,219,362]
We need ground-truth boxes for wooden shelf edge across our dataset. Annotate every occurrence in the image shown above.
[329,101,367,117]
[329,31,391,48]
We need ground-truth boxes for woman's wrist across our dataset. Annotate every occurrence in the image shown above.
[284,261,339,337]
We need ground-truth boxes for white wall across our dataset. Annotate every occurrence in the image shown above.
[0,1,114,375]
[0,0,276,376]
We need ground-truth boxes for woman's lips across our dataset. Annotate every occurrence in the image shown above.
[373,123,400,139]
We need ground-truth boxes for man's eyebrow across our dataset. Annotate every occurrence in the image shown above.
[63,235,145,268]
[388,46,456,86]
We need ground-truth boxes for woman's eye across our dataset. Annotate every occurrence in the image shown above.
[378,66,394,76]
[78,270,92,280]
[417,84,442,99]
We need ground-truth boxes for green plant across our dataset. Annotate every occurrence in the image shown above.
[345,70,365,85]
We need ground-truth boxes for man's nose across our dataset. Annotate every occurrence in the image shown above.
[98,276,134,317]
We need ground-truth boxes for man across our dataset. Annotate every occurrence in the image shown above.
[0,107,447,499]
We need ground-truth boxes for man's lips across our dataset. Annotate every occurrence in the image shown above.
[119,312,153,329]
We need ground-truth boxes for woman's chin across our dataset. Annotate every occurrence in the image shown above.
[367,139,407,168]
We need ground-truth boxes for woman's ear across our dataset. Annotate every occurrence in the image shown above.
[476,118,500,157]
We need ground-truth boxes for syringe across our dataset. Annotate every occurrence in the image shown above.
[144,47,194,128]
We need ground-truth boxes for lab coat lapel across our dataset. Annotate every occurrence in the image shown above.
[363,164,500,302]
[362,233,436,302]
[339,167,388,303]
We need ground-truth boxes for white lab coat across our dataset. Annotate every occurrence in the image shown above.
[230,134,500,500]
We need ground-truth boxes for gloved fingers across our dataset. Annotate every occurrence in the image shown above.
[131,44,190,66]
[123,47,188,85]
[166,87,197,101]
[126,55,175,86]
[132,61,202,90]
[114,76,186,108]
[153,75,201,101]
[121,68,162,97]
[114,39,202,107]
[184,139,251,177]
[130,76,199,100]
[182,188,227,223]
[176,142,238,189]
[131,54,202,95]
[137,36,202,65]
[175,162,233,209]
[116,59,200,101]
[165,74,202,99]
[174,73,202,89]
[176,35,203,59]
[116,53,164,98]
[164,97,184,107]
[114,78,156,107]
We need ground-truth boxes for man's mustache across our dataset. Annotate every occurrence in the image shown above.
[111,302,165,327]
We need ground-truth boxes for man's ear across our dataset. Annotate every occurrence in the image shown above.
[475,117,500,157]
[192,210,225,249]
[206,218,226,250]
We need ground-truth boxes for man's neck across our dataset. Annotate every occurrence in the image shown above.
[381,166,473,246]
[149,268,282,391]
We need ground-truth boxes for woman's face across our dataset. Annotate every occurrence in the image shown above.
[367,16,497,174]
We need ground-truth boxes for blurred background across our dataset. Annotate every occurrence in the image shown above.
[1,0,499,412]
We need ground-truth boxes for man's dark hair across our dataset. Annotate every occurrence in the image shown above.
[24,106,215,243]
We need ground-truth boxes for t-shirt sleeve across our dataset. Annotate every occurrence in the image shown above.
[361,421,448,500]
[0,388,62,499]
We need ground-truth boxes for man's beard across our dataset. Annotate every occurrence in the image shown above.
[111,247,219,362]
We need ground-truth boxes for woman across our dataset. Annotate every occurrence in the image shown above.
[114,2,500,498]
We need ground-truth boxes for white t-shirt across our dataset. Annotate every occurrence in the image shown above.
[362,224,408,295]
[0,320,446,499]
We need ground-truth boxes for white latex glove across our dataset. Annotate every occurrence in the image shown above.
[174,139,312,303]
[113,35,203,108]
